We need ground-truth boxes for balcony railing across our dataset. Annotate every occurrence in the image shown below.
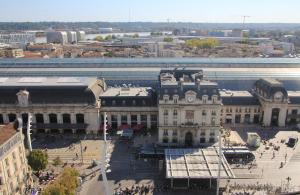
[287,114,300,118]
[32,123,88,129]
[180,122,199,127]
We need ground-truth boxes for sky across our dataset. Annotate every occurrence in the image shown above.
[1,0,300,23]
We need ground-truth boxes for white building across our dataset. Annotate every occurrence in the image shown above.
[0,77,106,134]
[46,31,68,45]
[99,87,158,131]
[67,31,77,44]
[158,68,221,146]
[76,31,85,42]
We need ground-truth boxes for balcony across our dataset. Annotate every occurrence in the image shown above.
[287,114,300,118]
[180,122,199,128]
[32,123,88,129]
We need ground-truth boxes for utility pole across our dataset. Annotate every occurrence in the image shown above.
[101,112,111,195]
[216,127,223,195]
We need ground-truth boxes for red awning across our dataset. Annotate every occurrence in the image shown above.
[118,124,130,130]
[132,124,145,132]
[99,124,112,131]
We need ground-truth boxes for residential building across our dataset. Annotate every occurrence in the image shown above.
[0,48,24,58]
[0,123,29,195]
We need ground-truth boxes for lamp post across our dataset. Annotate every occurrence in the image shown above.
[216,127,223,195]
[100,112,111,195]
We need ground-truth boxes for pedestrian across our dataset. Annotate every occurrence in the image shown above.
[76,153,78,159]
[285,153,287,163]
[272,151,275,159]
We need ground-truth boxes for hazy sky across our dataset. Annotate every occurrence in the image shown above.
[1,0,300,23]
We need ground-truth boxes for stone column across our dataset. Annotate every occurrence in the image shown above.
[137,114,141,125]
[127,114,131,126]
[107,114,111,126]
[278,108,287,127]
[117,114,121,127]
[262,107,272,127]
[147,114,151,129]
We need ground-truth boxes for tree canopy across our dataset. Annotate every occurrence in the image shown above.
[27,150,48,172]
[42,167,79,195]
[163,37,173,42]
[185,38,219,49]
[94,35,104,42]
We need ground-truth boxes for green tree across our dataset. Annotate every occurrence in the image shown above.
[163,37,173,42]
[42,167,79,195]
[132,33,139,38]
[27,150,48,172]
[185,38,219,49]
[53,156,62,167]
[105,35,113,41]
[94,35,103,42]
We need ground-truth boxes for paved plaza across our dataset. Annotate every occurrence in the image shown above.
[31,125,300,194]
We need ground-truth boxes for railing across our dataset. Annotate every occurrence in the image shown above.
[287,114,300,118]
[32,123,88,129]
[180,122,199,127]
[0,132,22,159]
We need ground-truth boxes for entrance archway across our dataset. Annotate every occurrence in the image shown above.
[185,132,193,147]
[271,108,280,126]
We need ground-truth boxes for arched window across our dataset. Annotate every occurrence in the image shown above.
[8,113,16,122]
[49,113,57,123]
[62,113,71,124]
[76,114,84,124]
[35,114,44,123]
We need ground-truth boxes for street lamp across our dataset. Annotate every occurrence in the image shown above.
[216,127,223,195]
[100,112,112,195]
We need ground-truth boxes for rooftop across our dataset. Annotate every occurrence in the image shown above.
[100,87,153,97]
[287,91,300,97]
[0,123,17,146]
[0,77,97,87]
[165,148,234,179]
[220,90,253,97]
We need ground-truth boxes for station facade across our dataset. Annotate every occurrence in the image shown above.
[0,69,300,147]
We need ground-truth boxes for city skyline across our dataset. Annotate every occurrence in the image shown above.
[1,0,300,23]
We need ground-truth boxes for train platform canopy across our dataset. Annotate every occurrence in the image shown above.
[165,147,235,179]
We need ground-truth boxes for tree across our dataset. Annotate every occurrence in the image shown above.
[132,33,139,38]
[53,156,62,167]
[27,150,48,172]
[94,35,103,42]
[163,37,173,42]
[42,167,79,195]
[185,38,219,49]
[105,35,113,41]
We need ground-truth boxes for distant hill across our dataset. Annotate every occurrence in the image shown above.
[1,22,300,32]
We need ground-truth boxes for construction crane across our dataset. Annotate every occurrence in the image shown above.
[242,15,250,29]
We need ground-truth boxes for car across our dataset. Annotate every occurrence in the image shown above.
[287,136,298,148]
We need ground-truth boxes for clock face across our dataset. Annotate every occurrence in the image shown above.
[274,92,283,102]
[187,96,194,103]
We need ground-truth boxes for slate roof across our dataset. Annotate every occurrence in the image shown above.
[0,77,103,105]
[220,91,260,106]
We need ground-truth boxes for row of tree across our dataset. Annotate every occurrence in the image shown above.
[185,38,219,49]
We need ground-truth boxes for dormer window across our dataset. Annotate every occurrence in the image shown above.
[173,95,179,104]
[202,95,208,104]
[163,95,169,103]
[212,95,218,103]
